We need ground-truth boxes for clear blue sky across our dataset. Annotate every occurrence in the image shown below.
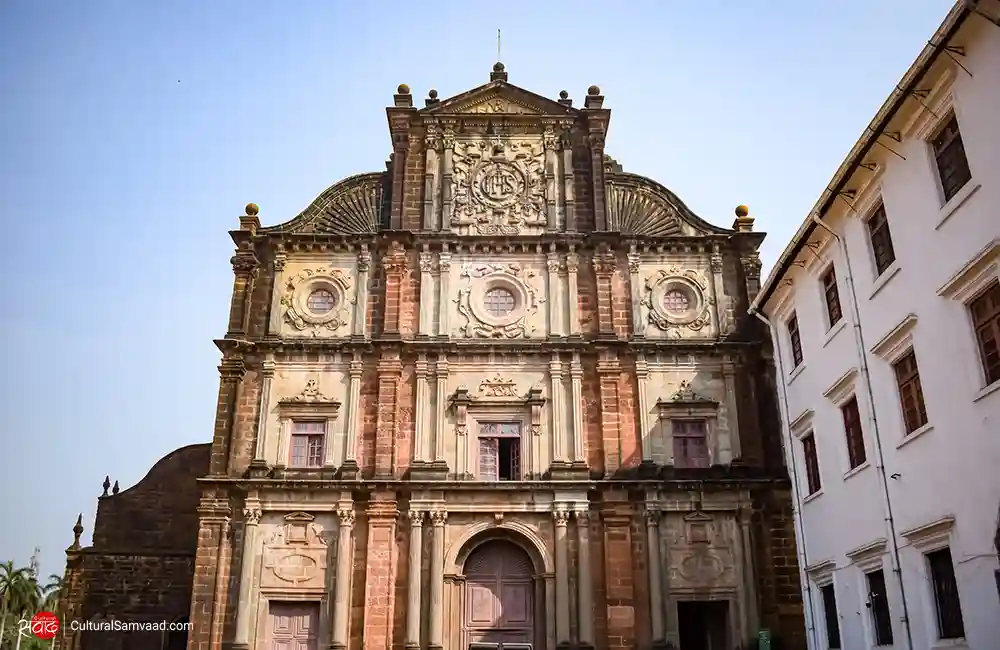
[1,0,954,578]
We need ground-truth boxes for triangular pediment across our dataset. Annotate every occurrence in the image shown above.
[422,81,577,116]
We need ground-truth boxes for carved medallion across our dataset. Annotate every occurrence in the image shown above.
[454,263,544,338]
[270,553,318,585]
[678,550,724,583]
[450,138,547,236]
[282,267,353,337]
[640,267,713,336]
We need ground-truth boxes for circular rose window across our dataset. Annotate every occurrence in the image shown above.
[483,287,516,317]
[663,288,691,314]
[306,289,337,314]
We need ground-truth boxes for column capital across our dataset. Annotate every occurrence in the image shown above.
[416,355,429,378]
[408,510,425,527]
[430,510,448,527]
[218,358,246,380]
[338,509,356,527]
[419,251,434,274]
[574,509,591,526]
[357,245,372,272]
[565,252,579,274]
[243,504,262,526]
[643,508,661,527]
[627,252,640,275]
[261,355,276,378]
[553,506,571,527]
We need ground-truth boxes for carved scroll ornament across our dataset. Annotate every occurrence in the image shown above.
[282,267,353,337]
[455,262,544,339]
[640,266,714,337]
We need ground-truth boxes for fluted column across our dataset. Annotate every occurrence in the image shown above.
[627,247,643,338]
[414,356,429,464]
[570,353,585,464]
[434,355,449,465]
[635,354,653,466]
[428,510,447,650]
[645,508,665,644]
[232,500,262,649]
[549,355,566,465]
[546,251,563,336]
[353,246,371,338]
[566,252,581,337]
[561,128,575,230]
[331,509,355,650]
[342,354,363,478]
[418,249,434,336]
[405,511,424,649]
[437,250,451,337]
[251,355,275,466]
[553,505,571,647]
[267,250,286,335]
[575,509,594,649]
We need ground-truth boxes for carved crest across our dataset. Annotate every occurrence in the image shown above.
[671,381,714,404]
[450,137,547,236]
[281,378,338,405]
[479,375,518,398]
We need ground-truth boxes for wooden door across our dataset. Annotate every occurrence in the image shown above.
[269,602,319,650]
[464,540,534,649]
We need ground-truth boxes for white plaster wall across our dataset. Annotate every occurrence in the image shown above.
[765,18,1000,650]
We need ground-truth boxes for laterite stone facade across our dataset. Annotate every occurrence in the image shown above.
[55,64,805,650]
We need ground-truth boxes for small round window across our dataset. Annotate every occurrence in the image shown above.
[663,288,691,314]
[483,287,516,317]
[307,289,337,314]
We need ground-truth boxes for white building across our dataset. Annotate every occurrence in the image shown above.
[749,2,1000,649]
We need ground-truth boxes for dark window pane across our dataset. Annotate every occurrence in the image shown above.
[927,548,965,639]
[821,584,841,649]
[866,569,894,645]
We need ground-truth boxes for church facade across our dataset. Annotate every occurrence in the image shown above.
[55,64,804,650]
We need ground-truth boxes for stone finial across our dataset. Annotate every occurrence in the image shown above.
[558,90,572,107]
[71,513,84,549]
[732,205,755,232]
[584,85,604,109]
[491,61,508,82]
[102,476,110,497]
[244,202,259,216]
[112,480,120,495]
[394,84,413,108]
[425,88,440,108]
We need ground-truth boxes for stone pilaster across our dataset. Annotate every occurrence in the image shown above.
[543,125,559,228]
[645,508,665,646]
[353,245,371,339]
[592,245,617,338]
[547,250,563,336]
[414,355,429,465]
[566,251,581,337]
[561,127,575,231]
[227,248,258,336]
[340,353,362,479]
[596,350,622,477]
[570,353,586,467]
[212,358,246,476]
[437,249,451,337]
[553,505,571,648]
[381,241,408,337]
[423,130,439,230]
[231,499,261,650]
[723,355,742,460]
[249,355,275,477]
[428,510,447,650]
[709,244,727,335]
[331,508,355,650]
[362,497,399,650]
[440,129,455,231]
[575,509,594,650]
[374,349,402,479]
[430,355,450,477]
[418,248,434,337]
[405,511,424,649]
[627,246,643,338]
[267,249,286,335]
[635,354,655,473]
[549,355,567,468]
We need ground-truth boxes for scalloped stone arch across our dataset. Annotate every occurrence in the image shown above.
[445,520,554,575]
[262,172,387,234]
[605,172,732,236]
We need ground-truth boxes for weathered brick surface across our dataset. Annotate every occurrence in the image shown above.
[52,444,208,650]
[358,370,379,474]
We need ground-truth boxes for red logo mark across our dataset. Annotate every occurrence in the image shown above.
[31,611,60,639]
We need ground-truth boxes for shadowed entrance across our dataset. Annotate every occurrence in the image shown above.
[463,540,535,649]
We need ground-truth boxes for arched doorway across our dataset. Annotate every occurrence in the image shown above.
[463,540,535,649]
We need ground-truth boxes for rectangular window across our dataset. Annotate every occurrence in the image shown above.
[788,313,803,368]
[893,350,928,433]
[867,204,897,277]
[477,422,521,480]
[841,397,867,469]
[802,433,821,495]
[289,421,325,468]
[866,569,894,646]
[820,583,841,649]
[970,281,1000,386]
[672,419,710,468]
[927,547,965,639]
[822,267,843,327]
[931,114,972,203]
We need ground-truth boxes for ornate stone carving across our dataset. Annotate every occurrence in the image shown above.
[455,95,541,115]
[678,550,725,583]
[243,506,262,525]
[357,245,371,273]
[565,253,579,274]
[408,510,424,526]
[381,241,408,274]
[455,262,544,339]
[280,377,340,406]
[710,253,723,274]
[282,267,353,337]
[553,507,571,527]
[450,137,547,235]
[742,252,762,279]
[592,250,617,275]
[419,251,434,273]
[671,380,714,404]
[543,125,559,151]
[640,267,714,336]
[627,253,640,275]
[644,509,660,526]
[430,510,448,526]
[267,552,320,585]
[478,375,518,398]
[425,124,441,150]
[338,509,355,526]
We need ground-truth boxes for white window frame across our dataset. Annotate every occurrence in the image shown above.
[900,516,966,645]
[822,368,869,478]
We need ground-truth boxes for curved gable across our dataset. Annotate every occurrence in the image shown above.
[605,171,733,237]
[262,172,387,235]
